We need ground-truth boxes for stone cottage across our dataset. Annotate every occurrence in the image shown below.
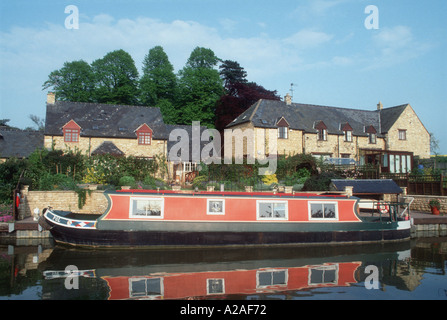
[226,94,430,173]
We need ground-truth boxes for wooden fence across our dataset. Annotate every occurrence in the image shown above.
[380,174,446,196]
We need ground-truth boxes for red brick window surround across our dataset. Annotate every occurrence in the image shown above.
[64,128,79,142]
[138,132,151,145]
[63,120,81,143]
[136,123,153,145]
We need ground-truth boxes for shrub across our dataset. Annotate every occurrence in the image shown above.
[119,176,136,188]
[302,172,340,191]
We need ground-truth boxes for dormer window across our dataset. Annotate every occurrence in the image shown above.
[366,125,377,144]
[135,123,153,145]
[276,117,289,139]
[315,121,327,141]
[341,123,353,142]
[63,120,81,143]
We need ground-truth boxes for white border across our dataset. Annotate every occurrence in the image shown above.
[256,200,288,220]
[129,197,164,219]
[308,201,338,221]
[206,199,225,215]
[256,269,288,288]
[206,278,225,295]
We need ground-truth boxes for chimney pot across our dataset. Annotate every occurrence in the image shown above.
[47,92,56,104]
[377,101,383,110]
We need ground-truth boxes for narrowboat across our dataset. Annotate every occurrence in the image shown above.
[39,189,411,248]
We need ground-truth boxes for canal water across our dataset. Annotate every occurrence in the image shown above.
[0,237,446,301]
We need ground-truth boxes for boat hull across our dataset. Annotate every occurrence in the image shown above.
[43,216,411,248]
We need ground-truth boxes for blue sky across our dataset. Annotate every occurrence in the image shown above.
[1,0,446,153]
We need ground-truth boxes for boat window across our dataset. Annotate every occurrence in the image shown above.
[130,198,164,218]
[129,277,163,298]
[257,270,288,287]
[309,265,338,285]
[207,279,225,295]
[309,202,338,220]
[257,201,288,220]
[207,199,225,215]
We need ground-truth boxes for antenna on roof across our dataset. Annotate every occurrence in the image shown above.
[290,83,297,101]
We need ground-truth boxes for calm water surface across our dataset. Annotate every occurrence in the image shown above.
[1,237,446,300]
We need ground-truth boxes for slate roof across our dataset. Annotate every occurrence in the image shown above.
[0,130,44,158]
[331,179,403,194]
[45,101,168,140]
[227,99,409,137]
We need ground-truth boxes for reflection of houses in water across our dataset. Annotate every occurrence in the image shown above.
[102,262,361,300]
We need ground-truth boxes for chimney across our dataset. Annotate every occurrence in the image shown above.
[377,101,383,110]
[284,93,292,105]
[47,92,56,104]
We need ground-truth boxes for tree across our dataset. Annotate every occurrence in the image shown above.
[177,47,224,127]
[139,46,178,123]
[215,81,280,134]
[42,60,95,102]
[140,46,177,106]
[219,60,247,93]
[29,115,45,131]
[91,49,140,105]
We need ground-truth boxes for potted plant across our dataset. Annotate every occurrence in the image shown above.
[429,199,441,215]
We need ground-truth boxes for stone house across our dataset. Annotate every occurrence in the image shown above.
[226,94,430,173]
[44,93,201,183]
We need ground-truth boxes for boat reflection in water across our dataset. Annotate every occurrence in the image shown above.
[40,241,411,300]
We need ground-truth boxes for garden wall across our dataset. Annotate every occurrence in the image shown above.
[18,186,108,220]
[402,194,447,214]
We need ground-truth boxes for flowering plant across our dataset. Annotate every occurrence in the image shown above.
[0,203,13,222]
[429,199,440,208]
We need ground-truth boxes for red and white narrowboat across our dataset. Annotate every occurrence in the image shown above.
[39,189,411,248]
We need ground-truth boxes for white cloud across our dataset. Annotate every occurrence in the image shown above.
[363,25,432,69]
[283,29,333,49]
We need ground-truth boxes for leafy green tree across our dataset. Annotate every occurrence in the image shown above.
[91,49,140,105]
[177,47,224,127]
[42,60,95,102]
[140,46,177,106]
[219,60,247,92]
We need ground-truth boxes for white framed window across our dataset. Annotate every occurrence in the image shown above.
[257,200,288,220]
[318,128,327,141]
[398,129,406,140]
[207,279,225,295]
[183,162,197,173]
[369,133,376,144]
[207,199,225,215]
[308,264,338,285]
[308,202,338,220]
[129,197,164,219]
[278,126,288,139]
[257,269,288,288]
[129,277,163,298]
[344,130,352,142]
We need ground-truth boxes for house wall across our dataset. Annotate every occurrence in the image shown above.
[226,124,387,161]
[385,105,430,159]
[44,135,166,158]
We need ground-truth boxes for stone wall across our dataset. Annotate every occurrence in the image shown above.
[402,194,447,214]
[44,135,167,158]
[18,186,108,220]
